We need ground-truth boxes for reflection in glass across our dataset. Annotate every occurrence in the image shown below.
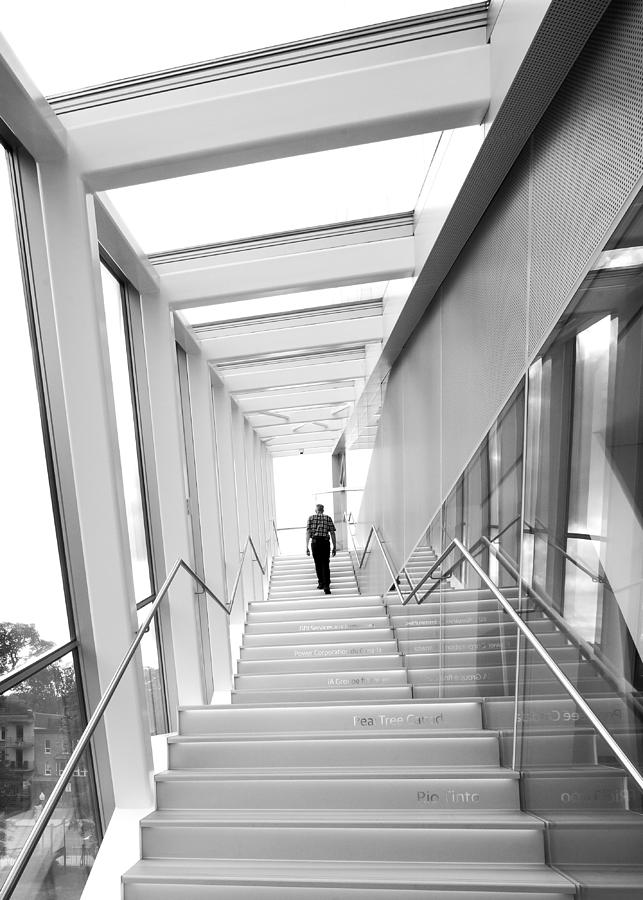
[0,152,70,674]
[135,611,166,737]
[100,264,152,604]
[0,654,100,898]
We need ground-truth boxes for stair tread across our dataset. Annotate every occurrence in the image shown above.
[123,858,574,890]
[169,729,496,743]
[141,809,542,826]
[163,764,503,776]
[156,767,520,781]
[536,810,643,825]
[555,864,643,887]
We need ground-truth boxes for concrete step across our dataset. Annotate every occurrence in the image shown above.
[240,640,399,660]
[395,620,556,641]
[155,769,520,810]
[139,809,546,864]
[123,859,575,899]
[243,627,395,647]
[543,811,643,864]
[250,595,383,613]
[484,696,631,731]
[391,610,550,629]
[521,767,630,811]
[403,646,579,670]
[178,701,484,736]
[247,604,385,623]
[245,616,390,635]
[237,654,405,674]
[268,587,359,599]
[398,632,569,655]
[554,864,643,899]
[408,661,603,688]
[498,730,598,766]
[232,685,413,704]
[167,732,500,769]
[234,669,409,691]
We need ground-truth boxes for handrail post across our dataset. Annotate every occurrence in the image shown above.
[452,538,643,794]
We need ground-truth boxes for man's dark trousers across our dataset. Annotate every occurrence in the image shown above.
[311,537,331,589]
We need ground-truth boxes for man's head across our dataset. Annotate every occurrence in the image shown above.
[315,504,324,514]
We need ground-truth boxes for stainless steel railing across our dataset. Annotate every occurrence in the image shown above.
[0,537,268,900]
[399,536,643,792]
[229,535,267,610]
[345,518,407,606]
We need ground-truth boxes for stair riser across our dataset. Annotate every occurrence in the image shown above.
[179,701,483,735]
[484,697,630,731]
[408,662,601,687]
[404,647,579,670]
[499,734,598,766]
[251,597,383,612]
[547,825,643,864]
[243,628,394,646]
[125,886,573,899]
[391,613,552,629]
[237,655,404,674]
[141,824,545,864]
[398,633,568,654]
[231,686,414,703]
[240,641,398,660]
[248,605,385,623]
[394,622,556,641]
[235,670,409,690]
[391,599,522,617]
[246,617,389,635]
[168,736,500,769]
[156,776,519,810]
[522,773,631,811]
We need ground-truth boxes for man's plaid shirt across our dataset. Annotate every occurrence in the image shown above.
[306,513,336,539]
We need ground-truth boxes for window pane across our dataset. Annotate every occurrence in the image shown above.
[0,654,100,898]
[0,1,476,96]
[0,151,70,674]
[136,610,167,736]
[100,265,152,603]
[107,134,440,253]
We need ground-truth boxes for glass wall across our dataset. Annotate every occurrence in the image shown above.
[0,155,70,676]
[0,144,101,897]
[100,261,168,734]
[0,655,100,898]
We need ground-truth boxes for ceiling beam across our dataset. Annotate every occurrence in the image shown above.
[161,235,413,309]
[60,15,489,190]
[248,406,350,427]
[200,316,382,362]
[236,385,356,414]
[221,358,366,393]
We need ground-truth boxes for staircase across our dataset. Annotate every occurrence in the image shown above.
[122,548,643,898]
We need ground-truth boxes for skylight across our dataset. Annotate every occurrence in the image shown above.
[181,282,392,326]
[1,1,481,96]
[106,134,438,253]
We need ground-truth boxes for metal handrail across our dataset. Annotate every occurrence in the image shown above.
[429,538,643,793]
[481,536,643,721]
[272,519,281,552]
[344,514,415,598]
[405,517,522,605]
[0,558,226,900]
[229,535,266,611]
[527,518,606,584]
[355,525,406,606]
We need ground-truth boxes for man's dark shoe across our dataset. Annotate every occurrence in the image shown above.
[324,587,331,594]
[317,584,323,589]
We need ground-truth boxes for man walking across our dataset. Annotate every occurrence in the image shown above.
[306,503,336,594]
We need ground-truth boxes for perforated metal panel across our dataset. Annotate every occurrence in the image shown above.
[529,0,643,356]
[440,155,530,494]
